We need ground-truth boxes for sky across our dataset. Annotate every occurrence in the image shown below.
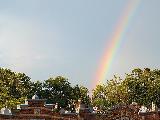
[0,0,160,90]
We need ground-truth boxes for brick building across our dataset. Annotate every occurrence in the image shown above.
[0,94,64,120]
[1,95,160,120]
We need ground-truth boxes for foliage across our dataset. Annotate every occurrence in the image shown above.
[1,67,160,111]
[72,85,91,106]
[124,68,160,107]
[92,68,160,110]
[28,80,44,99]
[92,76,128,109]
[0,68,31,109]
[43,76,73,108]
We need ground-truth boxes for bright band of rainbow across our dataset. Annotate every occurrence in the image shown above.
[93,0,141,89]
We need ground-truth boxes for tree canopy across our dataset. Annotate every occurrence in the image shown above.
[92,68,160,110]
[0,68,31,109]
[0,68,91,109]
[0,67,160,111]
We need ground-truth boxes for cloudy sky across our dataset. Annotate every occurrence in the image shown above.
[0,0,159,90]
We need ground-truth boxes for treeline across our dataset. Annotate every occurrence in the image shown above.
[92,68,160,110]
[0,67,160,111]
[0,68,90,109]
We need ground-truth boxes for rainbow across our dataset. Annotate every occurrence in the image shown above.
[93,0,141,89]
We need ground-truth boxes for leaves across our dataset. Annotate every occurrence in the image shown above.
[43,76,73,108]
[92,68,160,110]
[0,68,31,109]
[1,67,160,111]
[92,76,128,109]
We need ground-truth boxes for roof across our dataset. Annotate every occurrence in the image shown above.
[32,94,39,99]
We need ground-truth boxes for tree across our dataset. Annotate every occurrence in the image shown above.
[79,86,91,106]
[124,68,160,107]
[28,80,44,99]
[72,85,91,106]
[92,68,160,109]
[92,84,108,110]
[92,76,129,110]
[0,68,32,109]
[105,76,128,106]
[43,76,73,108]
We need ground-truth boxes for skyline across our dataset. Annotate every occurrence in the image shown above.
[0,0,160,90]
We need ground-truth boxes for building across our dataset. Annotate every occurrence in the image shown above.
[1,95,160,120]
[0,94,64,120]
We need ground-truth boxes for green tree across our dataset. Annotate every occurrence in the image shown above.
[105,76,128,106]
[28,80,44,99]
[92,84,109,110]
[92,76,129,110]
[43,76,72,108]
[0,68,31,109]
[79,86,91,105]
[92,68,160,109]
[72,85,81,101]
[124,68,160,107]
[72,85,91,106]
